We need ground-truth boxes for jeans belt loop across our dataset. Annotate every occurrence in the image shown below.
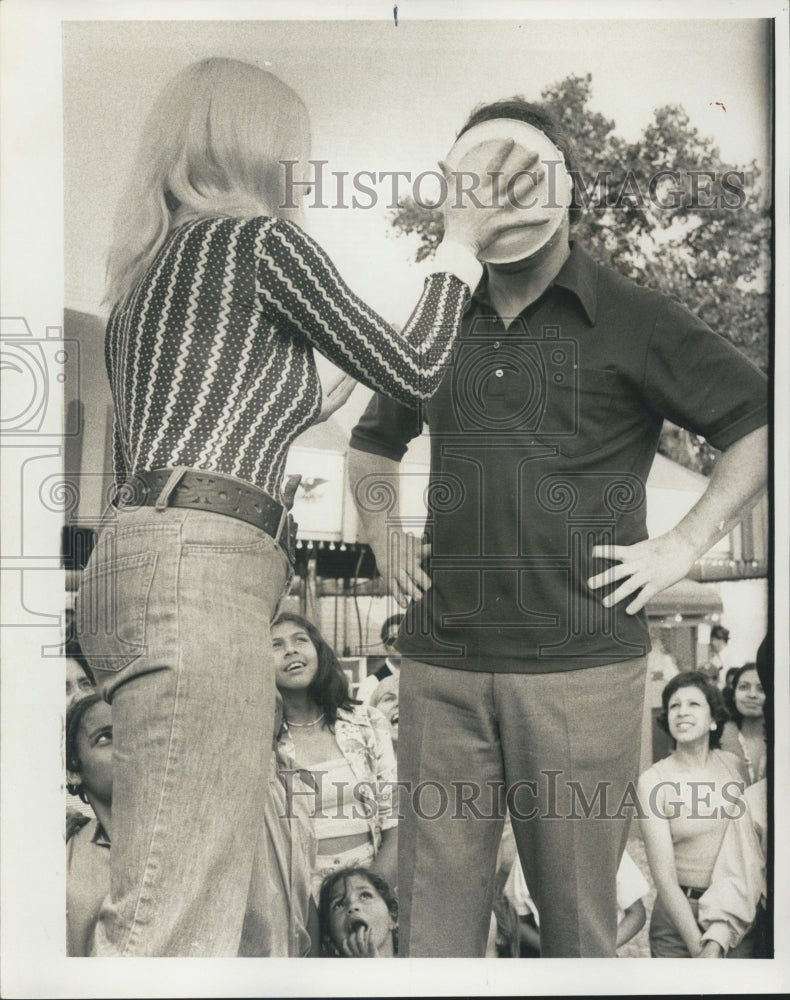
[154,466,189,511]
[276,505,289,548]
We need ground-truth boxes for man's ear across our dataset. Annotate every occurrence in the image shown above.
[66,769,82,788]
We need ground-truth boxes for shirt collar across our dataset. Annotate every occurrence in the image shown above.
[472,241,598,326]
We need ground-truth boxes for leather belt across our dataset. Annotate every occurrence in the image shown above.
[680,885,705,900]
[114,468,298,564]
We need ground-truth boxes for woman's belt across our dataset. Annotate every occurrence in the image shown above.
[114,467,299,563]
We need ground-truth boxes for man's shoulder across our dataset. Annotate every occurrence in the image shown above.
[569,242,680,338]
[591,251,669,309]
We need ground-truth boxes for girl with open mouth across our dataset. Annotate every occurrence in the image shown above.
[318,867,398,957]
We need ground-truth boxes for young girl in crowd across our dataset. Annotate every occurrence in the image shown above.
[273,613,397,898]
[638,671,752,957]
[318,867,398,957]
[65,652,94,707]
[721,663,767,785]
[66,693,113,957]
[75,56,540,955]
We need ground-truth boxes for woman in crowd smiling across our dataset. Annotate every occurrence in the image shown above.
[721,662,767,785]
[638,671,752,957]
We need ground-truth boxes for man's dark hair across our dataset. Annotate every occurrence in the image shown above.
[458,97,583,226]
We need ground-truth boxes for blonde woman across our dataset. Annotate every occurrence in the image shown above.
[75,57,542,956]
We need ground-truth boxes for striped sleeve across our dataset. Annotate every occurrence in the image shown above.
[110,414,129,490]
[255,219,470,405]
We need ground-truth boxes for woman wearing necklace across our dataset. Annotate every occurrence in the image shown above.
[272,613,397,899]
[720,663,767,785]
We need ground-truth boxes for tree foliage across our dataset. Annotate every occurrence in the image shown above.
[389,74,770,475]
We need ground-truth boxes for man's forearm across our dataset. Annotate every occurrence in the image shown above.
[669,424,768,559]
[589,424,768,613]
[347,447,402,557]
[348,446,431,607]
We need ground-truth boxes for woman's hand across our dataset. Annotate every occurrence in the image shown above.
[441,141,552,256]
[697,939,724,958]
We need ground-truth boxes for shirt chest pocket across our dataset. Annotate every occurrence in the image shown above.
[533,367,621,458]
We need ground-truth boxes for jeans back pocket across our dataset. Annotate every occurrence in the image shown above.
[75,549,157,674]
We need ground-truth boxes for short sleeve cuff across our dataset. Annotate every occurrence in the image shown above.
[706,404,768,451]
[700,922,732,955]
[432,239,484,293]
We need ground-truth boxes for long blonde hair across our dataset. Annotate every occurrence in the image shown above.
[105,57,311,305]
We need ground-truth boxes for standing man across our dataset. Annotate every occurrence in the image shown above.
[347,99,768,957]
[702,623,732,686]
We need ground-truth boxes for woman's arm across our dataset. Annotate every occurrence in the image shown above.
[366,705,398,823]
[257,144,544,406]
[365,705,398,890]
[257,218,473,405]
[697,784,766,956]
[637,771,704,956]
[368,826,398,891]
[615,898,646,948]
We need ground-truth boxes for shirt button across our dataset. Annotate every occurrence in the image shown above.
[495,368,504,378]
[493,340,501,349]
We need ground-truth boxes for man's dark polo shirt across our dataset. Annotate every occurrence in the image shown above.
[350,243,768,673]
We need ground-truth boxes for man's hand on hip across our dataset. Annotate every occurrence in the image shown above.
[381,530,431,609]
[587,531,697,615]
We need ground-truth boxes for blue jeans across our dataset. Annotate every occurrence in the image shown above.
[75,505,292,955]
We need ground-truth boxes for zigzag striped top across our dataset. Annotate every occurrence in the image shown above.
[105,215,470,500]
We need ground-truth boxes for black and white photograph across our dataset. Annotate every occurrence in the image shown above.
[1,0,788,996]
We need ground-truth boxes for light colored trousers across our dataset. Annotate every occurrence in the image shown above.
[397,655,647,957]
[76,505,292,956]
